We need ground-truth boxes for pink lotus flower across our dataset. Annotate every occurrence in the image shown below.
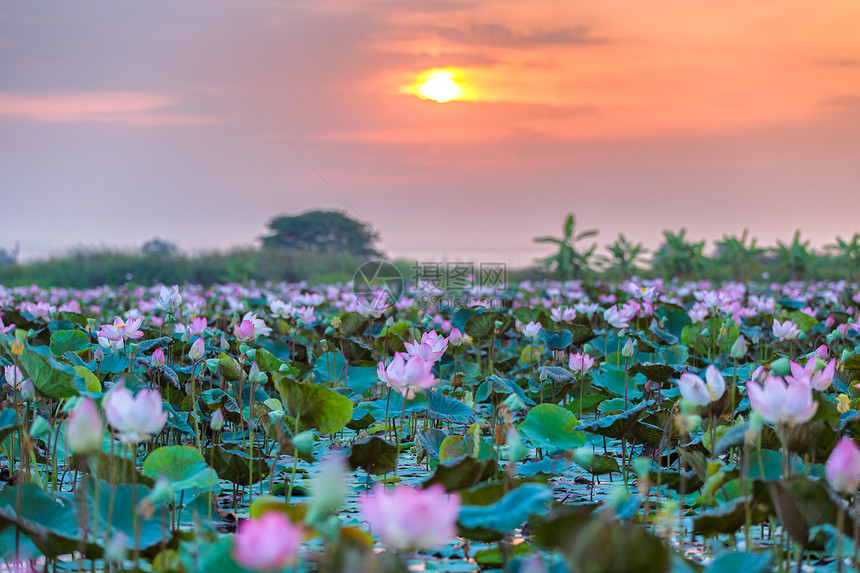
[603,306,631,329]
[826,437,860,494]
[521,321,542,339]
[98,336,124,352]
[377,353,437,399]
[772,319,800,341]
[448,327,464,346]
[0,316,14,334]
[568,352,594,374]
[356,292,390,318]
[233,320,256,342]
[233,512,302,572]
[158,285,182,313]
[98,316,144,342]
[3,365,26,392]
[550,306,577,323]
[747,376,818,426]
[186,317,208,336]
[294,305,316,323]
[151,348,165,368]
[787,356,835,391]
[677,365,726,406]
[359,484,460,550]
[104,385,168,444]
[67,398,104,454]
[404,331,448,362]
[242,312,272,338]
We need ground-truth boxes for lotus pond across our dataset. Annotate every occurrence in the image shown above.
[1,278,860,573]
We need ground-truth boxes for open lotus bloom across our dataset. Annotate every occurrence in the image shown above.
[772,318,801,341]
[359,484,460,550]
[747,375,818,426]
[826,437,860,494]
[233,511,301,572]
[677,365,725,406]
[404,330,449,362]
[787,356,835,391]
[67,398,104,454]
[568,352,594,374]
[104,384,168,444]
[377,352,437,398]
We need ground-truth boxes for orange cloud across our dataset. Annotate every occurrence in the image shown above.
[0,91,219,126]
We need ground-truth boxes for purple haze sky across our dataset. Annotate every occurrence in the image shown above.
[2,1,860,267]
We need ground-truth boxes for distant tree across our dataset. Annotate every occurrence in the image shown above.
[534,213,598,280]
[774,231,817,280]
[0,242,19,266]
[714,229,765,282]
[652,229,705,281]
[599,234,647,280]
[826,233,860,282]
[262,210,380,258]
[141,238,178,257]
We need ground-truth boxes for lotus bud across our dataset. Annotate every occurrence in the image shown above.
[448,328,464,346]
[188,338,205,362]
[94,345,105,362]
[293,430,315,453]
[826,437,860,494]
[20,379,35,402]
[151,348,166,368]
[210,408,224,432]
[633,456,650,478]
[503,393,526,412]
[506,427,528,462]
[573,446,593,468]
[219,337,229,351]
[147,476,175,505]
[621,338,635,358]
[730,335,748,359]
[181,329,191,343]
[104,532,128,564]
[306,455,347,523]
[249,362,267,385]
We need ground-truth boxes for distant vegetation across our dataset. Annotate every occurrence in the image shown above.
[0,210,378,287]
[533,213,860,283]
[2,210,859,287]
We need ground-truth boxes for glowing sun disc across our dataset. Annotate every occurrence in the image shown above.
[417,71,463,102]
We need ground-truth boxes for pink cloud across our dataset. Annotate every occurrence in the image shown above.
[0,91,219,126]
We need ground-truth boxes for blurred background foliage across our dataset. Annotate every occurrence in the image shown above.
[0,210,858,287]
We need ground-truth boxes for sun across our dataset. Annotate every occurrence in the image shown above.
[414,69,468,103]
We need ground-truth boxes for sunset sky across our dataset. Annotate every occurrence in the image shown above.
[2,1,860,267]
